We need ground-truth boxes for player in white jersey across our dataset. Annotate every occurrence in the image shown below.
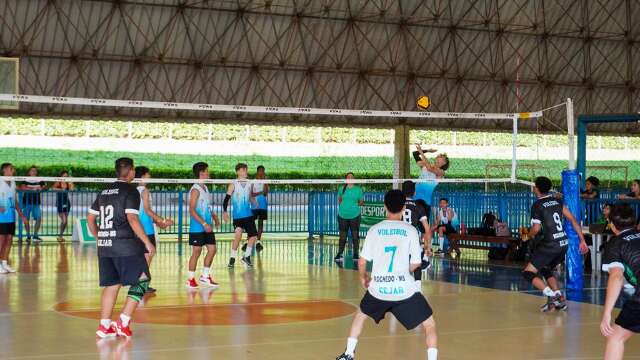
[0,163,27,274]
[336,190,439,360]
[186,162,221,289]
[224,163,258,268]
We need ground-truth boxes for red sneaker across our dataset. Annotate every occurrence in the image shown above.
[114,320,132,338]
[199,275,220,288]
[96,322,117,339]
[186,278,198,289]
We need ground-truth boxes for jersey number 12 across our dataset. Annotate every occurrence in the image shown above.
[100,205,114,229]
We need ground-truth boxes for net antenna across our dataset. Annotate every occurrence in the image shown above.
[0,92,570,186]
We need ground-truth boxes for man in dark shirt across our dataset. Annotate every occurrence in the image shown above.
[601,204,640,360]
[20,166,46,242]
[87,158,155,339]
[522,177,587,312]
[401,181,433,292]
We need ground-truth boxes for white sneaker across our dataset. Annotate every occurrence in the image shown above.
[0,267,7,274]
[2,264,15,273]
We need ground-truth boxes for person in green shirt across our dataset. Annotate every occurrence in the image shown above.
[335,172,364,264]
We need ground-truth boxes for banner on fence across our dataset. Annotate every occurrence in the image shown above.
[72,218,96,242]
[361,202,387,230]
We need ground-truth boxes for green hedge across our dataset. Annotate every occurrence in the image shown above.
[2,117,640,151]
[1,147,637,190]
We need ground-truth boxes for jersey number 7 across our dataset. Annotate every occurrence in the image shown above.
[384,246,397,273]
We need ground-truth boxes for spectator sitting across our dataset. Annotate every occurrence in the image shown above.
[431,198,458,254]
[580,176,600,199]
[618,179,640,200]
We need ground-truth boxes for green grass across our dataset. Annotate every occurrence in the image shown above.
[0,147,635,189]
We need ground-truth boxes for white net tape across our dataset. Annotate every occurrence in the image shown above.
[0,93,543,120]
[0,176,534,186]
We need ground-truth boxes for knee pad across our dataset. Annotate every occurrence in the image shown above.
[127,278,150,302]
[522,270,537,283]
[414,269,423,281]
[540,267,554,280]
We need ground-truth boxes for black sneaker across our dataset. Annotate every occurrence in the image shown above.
[146,287,157,293]
[336,353,354,360]
[241,256,253,268]
[228,257,236,268]
[552,294,567,311]
[540,297,555,313]
[256,242,264,252]
[241,243,247,252]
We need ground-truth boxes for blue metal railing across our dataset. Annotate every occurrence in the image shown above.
[15,190,309,240]
[13,189,640,241]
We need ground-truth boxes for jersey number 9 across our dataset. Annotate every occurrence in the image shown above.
[552,212,563,231]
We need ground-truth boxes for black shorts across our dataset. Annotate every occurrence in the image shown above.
[0,222,15,236]
[252,209,268,221]
[616,300,640,333]
[56,198,71,214]
[188,232,216,247]
[437,223,456,235]
[530,247,567,272]
[233,217,258,237]
[360,291,433,330]
[99,254,150,287]
[143,234,156,253]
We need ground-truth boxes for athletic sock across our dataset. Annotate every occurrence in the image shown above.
[1,260,7,268]
[230,248,237,259]
[100,319,111,328]
[202,267,210,277]
[244,245,253,258]
[119,314,131,327]
[188,271,195,280]
[543,287,555,297]
[427,348,438,360]
[345,337,358,356]
[415,280,422,293]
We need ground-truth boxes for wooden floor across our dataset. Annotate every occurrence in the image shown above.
[1,237,638,360]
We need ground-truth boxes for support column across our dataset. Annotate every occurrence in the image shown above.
[393,125,410,189]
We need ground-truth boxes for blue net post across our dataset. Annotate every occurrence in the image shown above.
[562,169,583,291]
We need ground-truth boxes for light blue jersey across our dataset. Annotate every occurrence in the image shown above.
[0,181,16,223]
[189,184,213,233]
[251,182,268,210]
[415,168,437,206]
[231,180,253,220]
[137,186,155,235]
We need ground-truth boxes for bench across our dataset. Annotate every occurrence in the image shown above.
[447,233,521,260]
